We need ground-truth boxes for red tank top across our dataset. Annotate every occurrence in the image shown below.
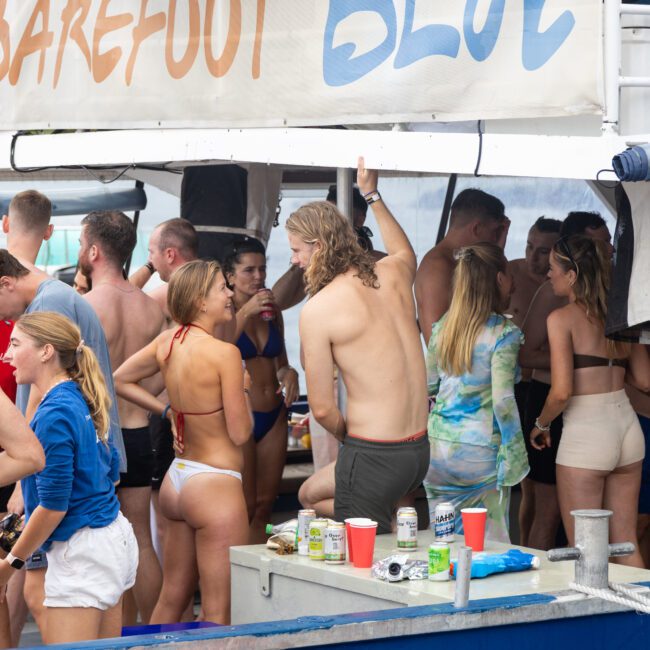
[0,320,17,403]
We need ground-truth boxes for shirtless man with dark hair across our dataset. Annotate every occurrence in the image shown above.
[507,216,562,546]
[286,158,428,533]
[415,188,510,344]
[80,210,165,624]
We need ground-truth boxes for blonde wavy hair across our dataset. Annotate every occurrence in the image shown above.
[437,243,508,376]
[286,201,378,296]
[167,259,223,324]
[552,235,628,358]
[16,312,111,443]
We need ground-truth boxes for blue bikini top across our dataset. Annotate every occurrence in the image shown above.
[236,320,284,361]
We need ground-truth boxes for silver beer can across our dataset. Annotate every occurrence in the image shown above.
[324,522,346,564]
[396,507,418,551]
[434,502,455,542]
[297,509,316,556]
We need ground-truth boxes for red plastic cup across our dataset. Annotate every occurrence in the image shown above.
[344,517,372,563]
[350,519,378,568]
[461,507,487,552]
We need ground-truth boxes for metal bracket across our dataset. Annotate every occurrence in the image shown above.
[259,557,272,598]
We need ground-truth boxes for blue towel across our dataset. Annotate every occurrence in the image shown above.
[612,144,650,181]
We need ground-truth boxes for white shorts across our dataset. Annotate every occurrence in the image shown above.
[44,512,138,610]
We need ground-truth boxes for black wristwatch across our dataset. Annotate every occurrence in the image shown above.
[5,552,25,569]
[145,261,155,274]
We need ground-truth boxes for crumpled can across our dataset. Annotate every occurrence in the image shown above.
[372,554,429,582]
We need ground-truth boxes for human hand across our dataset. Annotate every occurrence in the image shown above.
[244,289,276,319]
[530,426,551,451]
[277,367,299,407]
[167,408,184,456]
[7,486,24,517]
[356,156,378,197]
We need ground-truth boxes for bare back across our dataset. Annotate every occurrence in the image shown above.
[86,285,164,427]
[561,303,629,396]
[305,258,427,440]
[415,244,456,343]
[156,328,244,473]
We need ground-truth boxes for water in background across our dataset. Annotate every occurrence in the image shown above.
[0,176,613,394]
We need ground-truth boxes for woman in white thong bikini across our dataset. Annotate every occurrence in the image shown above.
[114,260,252,625]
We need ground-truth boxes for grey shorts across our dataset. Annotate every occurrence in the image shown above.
[334,432,430,535]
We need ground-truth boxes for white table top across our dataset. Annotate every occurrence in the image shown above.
[231,530,650,607]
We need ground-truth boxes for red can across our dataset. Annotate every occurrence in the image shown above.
[258,288,275,321]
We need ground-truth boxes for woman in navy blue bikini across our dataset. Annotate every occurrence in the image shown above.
[114,260,252,624]
[224,238,299,542]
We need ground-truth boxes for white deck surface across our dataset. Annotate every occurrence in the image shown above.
[230,530,650,624]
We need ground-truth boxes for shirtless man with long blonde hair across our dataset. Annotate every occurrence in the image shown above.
[286,158,428,534]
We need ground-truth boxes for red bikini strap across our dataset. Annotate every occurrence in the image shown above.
[164,323,211,361]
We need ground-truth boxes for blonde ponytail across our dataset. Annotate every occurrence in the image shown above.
[16,312,111,443]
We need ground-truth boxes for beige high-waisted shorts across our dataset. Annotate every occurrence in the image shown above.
[557,390,645,471]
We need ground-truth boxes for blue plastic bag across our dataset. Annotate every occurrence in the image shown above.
[450,549,540,579]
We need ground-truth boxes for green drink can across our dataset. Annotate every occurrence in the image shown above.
[428,542,450,581]
[308,518,328,560]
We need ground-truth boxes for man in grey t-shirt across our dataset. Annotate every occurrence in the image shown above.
[0,249,126,475]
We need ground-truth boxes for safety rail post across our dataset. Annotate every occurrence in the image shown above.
[603,0,622,133]
[606,2,650,134]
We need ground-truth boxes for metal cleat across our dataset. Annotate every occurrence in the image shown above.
[547,509,634,589]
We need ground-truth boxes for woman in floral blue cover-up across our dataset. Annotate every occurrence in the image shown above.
[425,243,529,543]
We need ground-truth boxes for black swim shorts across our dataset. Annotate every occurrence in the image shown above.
[119,426,155,489]
[149,414,175,490]
[334,433,430,535]
[523,379,563,485]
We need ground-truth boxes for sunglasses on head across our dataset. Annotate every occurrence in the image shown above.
[555,236,579,274]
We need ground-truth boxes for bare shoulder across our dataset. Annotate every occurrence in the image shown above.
[417,246,453,279]
[547,304,574,329]
[508,258,526,273]
[83,287,113,320]
[202,338,242,365]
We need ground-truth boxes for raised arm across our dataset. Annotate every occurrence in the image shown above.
[129,263,155,290]
[300,302,345,441]
[356,157,416,277]
[0,390,45,485]
[272,265,306,311]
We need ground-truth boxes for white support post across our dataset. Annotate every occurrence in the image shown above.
[603,0,622,133]
[621,3,650,16]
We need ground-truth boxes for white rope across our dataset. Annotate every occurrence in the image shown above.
[569,582,650,614]
[610,582,650,605]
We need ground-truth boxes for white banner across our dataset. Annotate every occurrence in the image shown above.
[0,0,603,130]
